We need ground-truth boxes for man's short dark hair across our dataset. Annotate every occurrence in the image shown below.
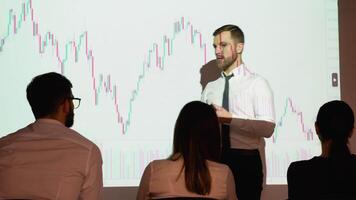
[26,72,73,119]
[213,24,244,43]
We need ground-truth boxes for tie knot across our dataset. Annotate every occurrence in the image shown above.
[224,73,234,81]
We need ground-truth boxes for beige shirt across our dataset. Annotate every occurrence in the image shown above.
[0,119,103,200]
[201,63,276,150]
[137,158,237,200]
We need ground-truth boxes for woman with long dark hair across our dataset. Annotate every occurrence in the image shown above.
[287,100,356,199]
[137,101,237,199]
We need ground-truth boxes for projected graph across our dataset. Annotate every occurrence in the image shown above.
[265,98,321,183]
[265,0,340,184]
[266,147,320,179]
[0,0,340,186]
[100,144,171,183]
[0,0,207,135]
[273,97,315,143]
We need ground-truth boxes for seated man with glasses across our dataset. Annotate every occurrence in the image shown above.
[0,72,103,200]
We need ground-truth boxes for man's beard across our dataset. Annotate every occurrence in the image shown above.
[65,110,74,128]
[217,54,238,71]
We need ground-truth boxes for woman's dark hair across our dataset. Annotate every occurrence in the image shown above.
[169,101,221,195]
[316,100,354,158]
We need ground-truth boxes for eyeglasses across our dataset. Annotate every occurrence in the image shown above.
[68,97,81,109]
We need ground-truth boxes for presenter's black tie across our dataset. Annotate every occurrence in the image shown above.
[221,73,234,156]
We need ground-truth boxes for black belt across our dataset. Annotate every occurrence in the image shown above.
[230,148,259,156]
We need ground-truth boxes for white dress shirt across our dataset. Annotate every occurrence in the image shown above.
[201,63,275,150]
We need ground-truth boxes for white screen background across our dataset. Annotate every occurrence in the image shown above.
[0,0,340,186]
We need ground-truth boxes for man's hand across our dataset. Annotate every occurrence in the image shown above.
[212,104,232,124]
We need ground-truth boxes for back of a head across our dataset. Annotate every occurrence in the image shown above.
[173,101,221,161]
[172,101,221,195]
[26,72,72,119]
[316,100,355,157]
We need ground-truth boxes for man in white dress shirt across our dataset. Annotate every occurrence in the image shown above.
[201,24,276,200]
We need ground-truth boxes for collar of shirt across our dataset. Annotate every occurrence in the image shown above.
[35,118,65,126]
[221,63,254,78]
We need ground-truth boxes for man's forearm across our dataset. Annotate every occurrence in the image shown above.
[229,118,275,138]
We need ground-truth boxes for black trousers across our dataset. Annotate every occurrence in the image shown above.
[222,148,263,200]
